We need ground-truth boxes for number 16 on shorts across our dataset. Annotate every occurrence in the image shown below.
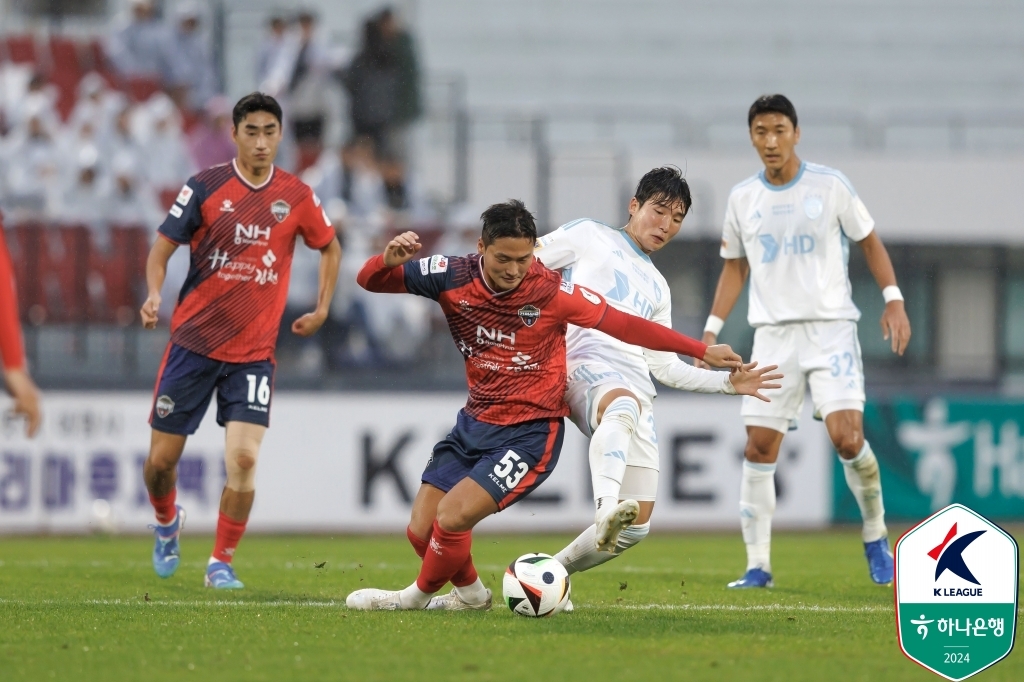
[246,374,271,413]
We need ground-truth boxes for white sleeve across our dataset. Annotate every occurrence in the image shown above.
[643,294,736,394]
[534,221,590,271]
[720,194,745,259]
[834,174,875,242]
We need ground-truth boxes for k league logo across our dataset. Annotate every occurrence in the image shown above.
[894,503,1018,681]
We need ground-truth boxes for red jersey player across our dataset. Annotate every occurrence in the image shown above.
[0,214,41,437]
[138,93,342,589]
[346,200,741,611]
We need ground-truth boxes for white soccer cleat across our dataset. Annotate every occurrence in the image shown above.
[426,588,493,611]
[595,499,640,552]
[345,588,404,611]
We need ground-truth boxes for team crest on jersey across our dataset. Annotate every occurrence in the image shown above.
[155,395,175,418]
[270,200,291,222]
[518,305,541,327]
[803,196,824,220]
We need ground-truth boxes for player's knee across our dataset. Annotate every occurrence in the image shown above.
[833,432,864,459]
[744,439,776,463]
[233,450,257,471]
[435,501,474,533]
[147,449,178,473]
[600,394,641,430]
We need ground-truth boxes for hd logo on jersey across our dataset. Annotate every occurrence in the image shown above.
[894,503,1018,681]
[758,233,815,263]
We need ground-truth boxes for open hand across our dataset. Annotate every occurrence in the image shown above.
[728,362,783,403]
[140,292,161,329]
[383,231,422,267]
[701,343,742,369]
[881,301,911,355]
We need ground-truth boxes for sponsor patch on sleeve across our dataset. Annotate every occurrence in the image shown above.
[559,280,575,295]
[580,288,601,305]
[429,254,448,273]
[419,257,430,275]
[175,184,193,206]
[169,204,183,218]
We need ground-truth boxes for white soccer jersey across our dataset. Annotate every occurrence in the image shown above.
[721,162,875,327]
[536,219,732,399]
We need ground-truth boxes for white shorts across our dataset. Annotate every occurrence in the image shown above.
[565,361,660,473]
[741,320,865,433]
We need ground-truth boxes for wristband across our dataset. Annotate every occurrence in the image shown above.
[882,286,904,303]
[703,314,725,336]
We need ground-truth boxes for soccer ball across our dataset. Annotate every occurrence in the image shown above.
[502,553,571,617]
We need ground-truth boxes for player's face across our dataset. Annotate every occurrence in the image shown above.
[750,113,800,172]
[626,197,686,253]
[232,111,282,170]
[477,236,535,292]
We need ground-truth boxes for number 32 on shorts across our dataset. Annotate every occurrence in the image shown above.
[494,450,529,490]
[828,352,857,377]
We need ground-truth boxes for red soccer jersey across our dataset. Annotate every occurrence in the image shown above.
[358,253,708,426]
[158,161,336,363]
[0,215,26,370]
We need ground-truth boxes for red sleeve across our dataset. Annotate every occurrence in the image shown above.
[356,254,408,293]
[596,306,707,360]
[556,283,707,360]
[0,228,26,370]
[298,191,336,250]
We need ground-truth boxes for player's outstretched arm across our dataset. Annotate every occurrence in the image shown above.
[697,257,749,369]
[727,362,784,402]
[858,231,911,355]
[293,237,342,337]
[356,231,422,293]
[140,236,179,330]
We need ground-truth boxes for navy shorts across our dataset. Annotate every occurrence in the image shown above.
[422,410,565,510]
[149,343,275,435]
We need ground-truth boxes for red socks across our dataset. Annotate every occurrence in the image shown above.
[415,520,476,593]
[211,513,247,563]
[407,525,479,587]
[150,489,177,525]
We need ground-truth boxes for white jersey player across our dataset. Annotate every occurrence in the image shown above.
[701,95,912,588]
[536,167,783,579]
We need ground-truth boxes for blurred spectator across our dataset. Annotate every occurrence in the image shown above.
[105,0,175,83]
[340,8,421,162]
[256,13,290,88]
[107,97,146,176]
[56,144,107,228]
[7,72,60,134]
[187,95,235,170]
[105,152,163,228]
[67,73,122,149]
[3,101,61,214]
[141,93,196,190]
[168,2,219,110]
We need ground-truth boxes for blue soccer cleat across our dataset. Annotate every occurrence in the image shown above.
[150,505,186,579]
[727,567,774,588]
[205,561,244,589]
[864,537,894,585]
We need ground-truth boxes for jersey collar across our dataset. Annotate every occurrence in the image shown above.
[618,228,652,263]
[232,158,275,190]
[758,161,805,192]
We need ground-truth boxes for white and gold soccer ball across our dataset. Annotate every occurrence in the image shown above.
[502,553,571,617]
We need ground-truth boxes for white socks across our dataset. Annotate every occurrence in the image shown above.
[740,460,776,572]
[454,577,489,604]
[841,441,888,542]
[555,521,651,575]
[399,582,432,609]
[590,396,640,509]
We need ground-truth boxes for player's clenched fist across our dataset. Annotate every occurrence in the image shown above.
[140,293,161,330]
[383,231,422,267]
[701,343,742,369]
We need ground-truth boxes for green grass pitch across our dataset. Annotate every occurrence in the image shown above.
[1,529,1020,681]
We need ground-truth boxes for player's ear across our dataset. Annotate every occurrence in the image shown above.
[476,238,486,255]
[628,196,639,218]
[794,125,800,145]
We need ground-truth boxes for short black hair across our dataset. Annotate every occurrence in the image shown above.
[480,200,537,246]
[232,92,283,129]
[634,166,692,216]
[748,94,798,130]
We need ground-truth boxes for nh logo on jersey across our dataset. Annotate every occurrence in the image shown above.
[477,326,515,347]
[895,504,1018,681]
[605,270,630,302]
[518,305,541,327]
[235,223,271,244]
[270,200,290,222]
